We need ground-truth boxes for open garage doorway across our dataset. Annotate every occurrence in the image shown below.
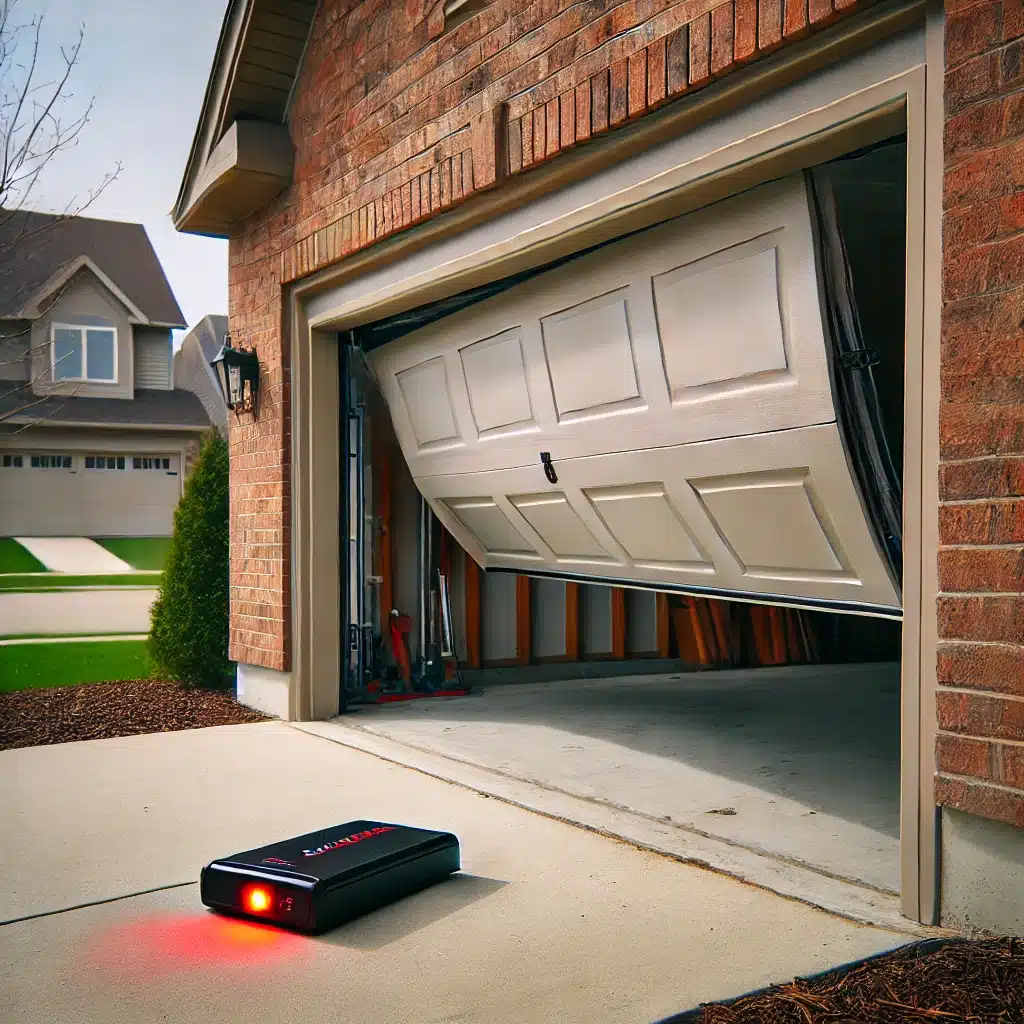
[333,136,910,901]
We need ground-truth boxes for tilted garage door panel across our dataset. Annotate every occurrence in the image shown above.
[369,176,834,480]
[420,424,900,612]
[367,174,900,612]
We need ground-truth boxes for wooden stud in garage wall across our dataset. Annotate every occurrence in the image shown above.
[611,587,627,661]
[656,593,671,658]
[464,556,482,668]
[515,575,532,665]
[565,582,580,661]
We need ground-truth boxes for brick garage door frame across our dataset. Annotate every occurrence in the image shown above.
[284,5,944,923]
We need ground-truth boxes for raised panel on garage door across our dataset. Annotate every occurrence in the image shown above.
[78,462,182,536]
[366,174,901,615]
[368,176,834,480]
[420,425,900,613]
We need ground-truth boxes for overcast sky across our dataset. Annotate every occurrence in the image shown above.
[24,0,230,335]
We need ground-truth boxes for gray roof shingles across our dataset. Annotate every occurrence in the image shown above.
[187,313,228,363]
[0,381,212,430]
[0,208,186,327]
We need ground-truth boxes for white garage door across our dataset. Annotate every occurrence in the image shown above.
[0,452,181,537]
[367,175,901,616]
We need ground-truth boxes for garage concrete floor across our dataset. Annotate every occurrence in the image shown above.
[0,722,908,1024]
[336,663,902,895]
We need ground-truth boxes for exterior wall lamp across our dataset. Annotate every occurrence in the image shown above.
[211,334,260,417]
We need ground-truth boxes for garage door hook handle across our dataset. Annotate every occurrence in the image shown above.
[540,452,558,485]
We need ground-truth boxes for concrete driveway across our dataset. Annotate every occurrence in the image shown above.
[13,537,132,573]
[0,722,911,1024]
[0,588,157,635]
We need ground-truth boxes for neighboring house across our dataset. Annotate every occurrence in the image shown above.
[173,0,1024,935]
[0,209,214,537]
[173,314,229,439]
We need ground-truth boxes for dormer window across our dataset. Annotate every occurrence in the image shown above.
[51,324,117,383]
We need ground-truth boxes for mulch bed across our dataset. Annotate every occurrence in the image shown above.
[0,679,271,750]
[668,938,1023,1023]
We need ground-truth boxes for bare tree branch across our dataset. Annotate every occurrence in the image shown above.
[2,386,79,433]
[0,1,119,428]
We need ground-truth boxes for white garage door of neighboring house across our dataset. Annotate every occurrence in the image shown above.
[0,452,181,537]
[368,175,902,616]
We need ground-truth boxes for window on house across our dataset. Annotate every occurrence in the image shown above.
[29,454,73,469]
[52,325,117,383]
[84,455,126,470]
[2,454,24,468]
[132,456,171,470]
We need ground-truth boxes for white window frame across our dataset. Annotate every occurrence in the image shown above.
[50,322,118,384]
[84,455,127,471]
[28,453,73,469]
[132,455,173,471]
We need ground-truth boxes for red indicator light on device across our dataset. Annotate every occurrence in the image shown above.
[243,886,272,913]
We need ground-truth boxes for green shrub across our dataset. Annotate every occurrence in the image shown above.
[149,430,233,689]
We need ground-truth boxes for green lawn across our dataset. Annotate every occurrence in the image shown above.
[94,537,172,571]
[0,573,160,592]
[0,639,152,692]
[0,538,46,574]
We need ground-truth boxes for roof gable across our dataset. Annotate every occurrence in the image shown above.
[0,209,186,326]
[21,255,149,323]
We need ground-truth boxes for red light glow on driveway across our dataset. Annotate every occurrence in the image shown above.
[81,912,309,981]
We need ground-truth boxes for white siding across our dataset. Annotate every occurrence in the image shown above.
[134,332,172,390]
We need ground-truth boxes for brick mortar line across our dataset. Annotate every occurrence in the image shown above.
[946,122,1024,162]
[940,543,1024,550]
[936,685,1024,703]
[940,496,1024,506]
[939,453,1024,466]
[937,590,1024,597]
[945,31,1024,60]
[937,729,1024,749]
[943,91,1024,126]
[935,770,1024,799]
[937,639,1024,647]
[940,281,1024,302]
[943,220,1024,246]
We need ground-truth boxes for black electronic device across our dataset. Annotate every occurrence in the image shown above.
[200,820,460,933]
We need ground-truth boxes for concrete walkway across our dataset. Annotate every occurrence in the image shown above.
[0,589,157,635]
[0,722,910,1024]
[13,537,132,573]
[0,634,147,645]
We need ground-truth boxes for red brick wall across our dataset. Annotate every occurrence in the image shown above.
[936,0,1024,827]
[227,0,869,671]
